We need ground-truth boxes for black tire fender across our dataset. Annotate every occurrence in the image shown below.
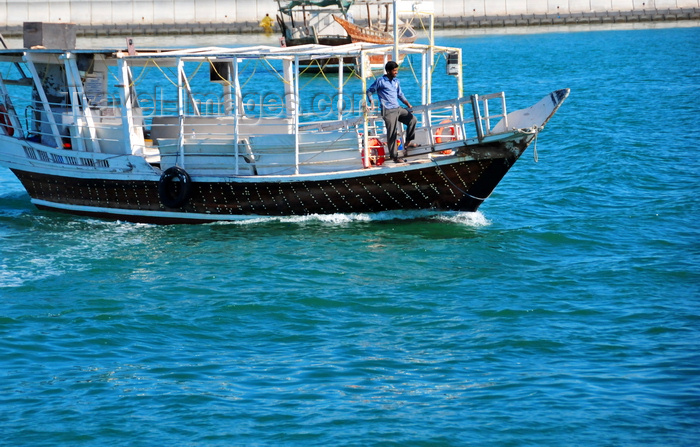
[158,166,192,209]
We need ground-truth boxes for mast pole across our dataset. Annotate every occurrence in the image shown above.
[392,0,398,62]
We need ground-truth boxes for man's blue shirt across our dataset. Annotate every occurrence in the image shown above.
[366,75,407,110]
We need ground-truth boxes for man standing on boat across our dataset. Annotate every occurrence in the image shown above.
[366,61,418,163]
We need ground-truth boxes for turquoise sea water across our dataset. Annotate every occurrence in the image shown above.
[1,25,699,446]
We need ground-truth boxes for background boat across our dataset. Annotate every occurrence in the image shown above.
[276,0,421,71]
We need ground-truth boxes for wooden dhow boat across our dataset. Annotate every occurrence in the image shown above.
[0,26,569,224]
[277,0,417,47]
[276,0,418,71]
[332,15,416,45]
[277,0,354,47]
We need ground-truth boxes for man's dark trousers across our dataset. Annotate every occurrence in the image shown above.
[382,107,416,160]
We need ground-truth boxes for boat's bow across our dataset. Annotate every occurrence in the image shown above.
[492,88,570,134]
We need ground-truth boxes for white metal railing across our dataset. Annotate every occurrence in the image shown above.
[411,92,509,145]
[358,92,510,150]
[8,91,512,174]
[21,103,147,155]
[470,92,509,140]
[148,92,510,146]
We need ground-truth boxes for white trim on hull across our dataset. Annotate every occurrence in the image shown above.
[31,198,264,222]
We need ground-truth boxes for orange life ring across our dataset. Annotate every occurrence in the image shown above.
[435,124,456,144]
[0,104,14,137]
[435,119,456,155]
[363,137,386,166]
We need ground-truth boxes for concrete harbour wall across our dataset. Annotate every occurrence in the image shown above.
[1,0,699,36]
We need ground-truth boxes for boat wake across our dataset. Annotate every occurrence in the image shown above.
[433,211,491,227]
[211,210,490,227]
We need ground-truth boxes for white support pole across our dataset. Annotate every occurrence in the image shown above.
[392,0,399,63]
[421,48,427,125]
[62,55,86,152]
[337,57,343,120]
[179,62,200,116]
[62,53,101,152]
[293,55,300,175]
[283,58,295,117]
[223,81,232,115]
[223,60,233,116]
[456,48,463,99]
[471,94,484,141]
[360,51,370,169]
[233,57,240,175]
[427,14,434,105]
[456,48,465,138]
[176,57,185,168]
[117,57,143,157]
[484,99,490,133]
